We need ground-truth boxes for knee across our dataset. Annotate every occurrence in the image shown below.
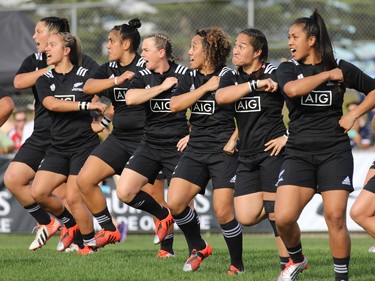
[325,211,346,230]
[4,169,22,191]
[116,187,134,204]
[214,208,234,225]
[77,172,95,193]
[30,187,46,203]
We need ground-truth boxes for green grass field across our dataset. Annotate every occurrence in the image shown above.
[0,233,373,281]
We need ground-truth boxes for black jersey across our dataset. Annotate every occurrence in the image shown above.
[0,85,8,98]
[16,53,98,139]
[92,54,146,140]
[35,65,99,151]
[219,63,286,155]
[277,59,375,155]
[128,61,190,149]
[174,66,235,152]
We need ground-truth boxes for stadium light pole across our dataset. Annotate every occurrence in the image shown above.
[247,0,254,27]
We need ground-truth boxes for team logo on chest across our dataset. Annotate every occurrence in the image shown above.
[72,82,84,92]
[191,100,215,115]
[301,90,332,106]
[54,94,75,101]
[235,97,261,112]
[113,88,127,102]
[150,99,171,112]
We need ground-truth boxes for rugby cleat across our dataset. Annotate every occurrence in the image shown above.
[157,249,175,258]
[277,256,308,281]
[183,242,212,272]
[227,265,245,275]
[87,228,121,248]
[77,245,96,255]
[29,217,61,250]
[56,224,79,252]
[154,210,174,245]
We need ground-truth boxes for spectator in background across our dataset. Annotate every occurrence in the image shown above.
[0,130,15,155]
[346,101,372,149]
[0,85,14,127]
[8,110,27,150]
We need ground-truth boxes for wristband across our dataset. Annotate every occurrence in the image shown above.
[114,76,119,86]
[100,116,111,128]
[247,80,259,92]
[78,101,90,110]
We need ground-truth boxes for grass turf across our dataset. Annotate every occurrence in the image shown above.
[0,233,373,281]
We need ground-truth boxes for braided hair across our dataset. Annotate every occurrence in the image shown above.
[146,33,179,61]
[40,17,70,33]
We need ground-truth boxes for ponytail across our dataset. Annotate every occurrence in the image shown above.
[294,9,336,70]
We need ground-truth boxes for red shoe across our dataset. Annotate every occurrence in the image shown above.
[183,242,212,272]
[29,217,61,250]
[154,210,173,245]
[56,224,79,252]
[157,249,175,258]
[227,265,245,275]
[88,228,120,248]
[277,256,308,281]
[77,245,96,255]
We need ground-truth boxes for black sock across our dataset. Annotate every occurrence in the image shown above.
[72,230,84,248]
[287,242,304,263]
[24,203,51,225]
[280,256,290,270]
[128,190,168,220]
[56,208,76,228]
[333,256,350,281]
[220,219,244,270]
[93,208,116,231]
[173,207,205,252]
[81,230,95,248]
[160,234,174,254]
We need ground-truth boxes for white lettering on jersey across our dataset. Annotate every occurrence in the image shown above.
[150,99,171,112]
[191,100,215,115]
[50,84,56,91]
[114,88,127,102]
[54,95,75,101]
[72,82,84,92]
[235,97,261,112]
[301,90,332,106]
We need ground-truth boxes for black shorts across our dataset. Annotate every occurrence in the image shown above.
[38,144,98,176]
[91,134,141,175]
[364,161,375,193]
[276,151,354,193]
[235,152,283,197]
[125,142,181,184]
[12,134,51,171]
[172,150,238,194]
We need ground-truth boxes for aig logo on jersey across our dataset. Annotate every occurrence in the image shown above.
[72,82,84,92]
[54,95,75,101]
[301,90,332,106]
[150,99,171,112]
[235,97,261,112]
[113,88,127,102]
[191,100,215,115]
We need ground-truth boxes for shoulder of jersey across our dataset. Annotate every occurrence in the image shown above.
[34,52,44,61]
[264,63,277,74]
[136,57,147,68]
[109,61,119,68]
[174,64,189,75]
[76,66,89,77]
[218,66,232,77]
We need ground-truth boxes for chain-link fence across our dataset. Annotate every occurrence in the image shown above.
[1,0,374,109]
